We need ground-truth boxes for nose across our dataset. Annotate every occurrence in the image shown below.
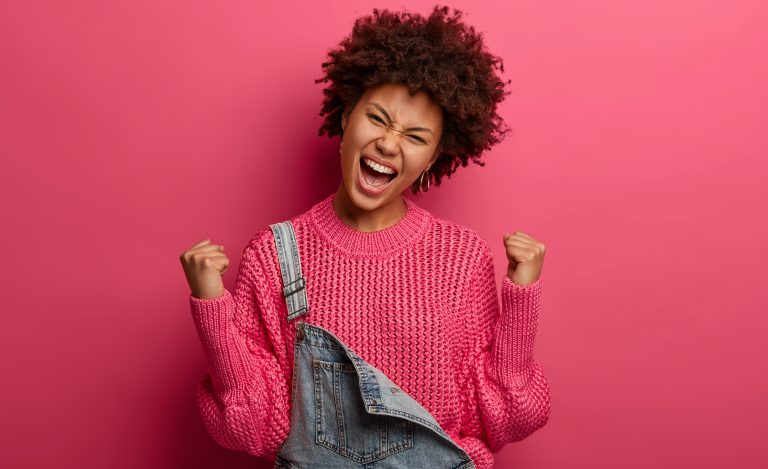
[375,129,400,157]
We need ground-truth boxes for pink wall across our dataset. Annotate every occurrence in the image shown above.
[2,0,766,467]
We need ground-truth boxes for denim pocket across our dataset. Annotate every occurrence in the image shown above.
[312,359,414,464]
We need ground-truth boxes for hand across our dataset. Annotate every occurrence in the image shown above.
[503,231,545,286]
[179,239,229,300]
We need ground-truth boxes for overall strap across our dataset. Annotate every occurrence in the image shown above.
[268,220,309,322]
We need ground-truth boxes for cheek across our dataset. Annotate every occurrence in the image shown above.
[347,124,379,144]
[402,152,433,175]
[399,162,425,181]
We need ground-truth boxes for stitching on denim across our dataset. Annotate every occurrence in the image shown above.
[312,360,415,463]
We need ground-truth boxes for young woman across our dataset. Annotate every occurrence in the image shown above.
[180,5,550,468]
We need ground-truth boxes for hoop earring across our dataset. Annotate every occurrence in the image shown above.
[339,139,343,156]
[419,169,430,192]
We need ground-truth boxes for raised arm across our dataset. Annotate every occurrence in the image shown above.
[188,234,291,459]
[459,243,551,452]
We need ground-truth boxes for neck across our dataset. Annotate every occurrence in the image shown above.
[310,190,432,258]
[332,185,407,233]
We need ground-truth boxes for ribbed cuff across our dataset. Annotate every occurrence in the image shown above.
[189,290,253,403]
[490,277,543,388]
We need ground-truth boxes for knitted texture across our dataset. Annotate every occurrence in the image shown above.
[189,192,551,468]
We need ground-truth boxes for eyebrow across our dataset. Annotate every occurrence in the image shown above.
[367,102,435,136]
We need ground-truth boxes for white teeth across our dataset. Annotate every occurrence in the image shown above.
[363,157,396,175]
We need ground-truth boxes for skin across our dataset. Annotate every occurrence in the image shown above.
[180,83,545,299]
[332,82,444,232]
[504,231,545,286]
[332,81,545,286]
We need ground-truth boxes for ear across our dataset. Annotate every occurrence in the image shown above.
[427,144,442,170]
[341,108,350,133]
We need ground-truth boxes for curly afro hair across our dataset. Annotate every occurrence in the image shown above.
[315,4,512,193]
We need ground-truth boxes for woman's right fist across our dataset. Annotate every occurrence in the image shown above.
[180,238,229,300]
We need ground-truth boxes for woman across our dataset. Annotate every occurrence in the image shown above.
[180,5,550,468]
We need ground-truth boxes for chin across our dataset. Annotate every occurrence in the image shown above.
[347,179,399,212]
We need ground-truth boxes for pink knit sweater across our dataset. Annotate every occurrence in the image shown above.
[189,192,551,468]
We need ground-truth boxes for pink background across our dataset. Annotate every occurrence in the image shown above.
[2,0,767,467]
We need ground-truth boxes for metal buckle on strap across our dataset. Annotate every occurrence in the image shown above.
[282,276,306,298]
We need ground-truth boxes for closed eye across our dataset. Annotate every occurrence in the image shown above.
[366,113,428,144]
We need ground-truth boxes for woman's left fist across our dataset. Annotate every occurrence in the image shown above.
[503,231,545,286]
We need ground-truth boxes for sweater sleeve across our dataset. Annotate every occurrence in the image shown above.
[188,236,291,460]
[458,242,551,453]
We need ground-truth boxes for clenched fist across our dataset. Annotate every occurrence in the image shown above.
[179,239,229,300]
[503,231,545,286]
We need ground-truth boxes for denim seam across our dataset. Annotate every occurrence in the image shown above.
[312,359,415,463]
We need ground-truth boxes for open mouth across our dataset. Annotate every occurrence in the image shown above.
[359,156,397,188]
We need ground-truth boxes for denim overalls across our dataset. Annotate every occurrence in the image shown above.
[269,220,475,469]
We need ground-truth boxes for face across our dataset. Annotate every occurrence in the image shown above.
[339,82,444,211]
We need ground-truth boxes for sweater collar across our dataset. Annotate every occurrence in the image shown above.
[309,192,433,258]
